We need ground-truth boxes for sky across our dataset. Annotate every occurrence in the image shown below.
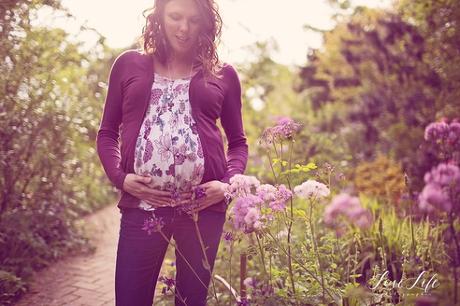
[36,0,392,66]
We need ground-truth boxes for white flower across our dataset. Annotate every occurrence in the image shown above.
[294,180,330,199]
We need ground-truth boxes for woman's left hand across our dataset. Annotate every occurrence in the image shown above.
[189,180,229,214]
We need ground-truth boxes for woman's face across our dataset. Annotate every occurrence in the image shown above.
[163,0,202,59]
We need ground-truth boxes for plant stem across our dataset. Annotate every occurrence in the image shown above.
[267,150,279,184]
[229,236,234,306]
[266,230,335,299]
[286,197,296,296]
[157,231,200,305]
[449,212,459,304]
[255,233,268,277]
[193,219,220,305]
[309,200,326,301]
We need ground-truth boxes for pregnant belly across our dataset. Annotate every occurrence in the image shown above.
[134,135,205,193]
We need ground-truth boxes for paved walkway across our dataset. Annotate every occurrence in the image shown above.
[14,204,176,306]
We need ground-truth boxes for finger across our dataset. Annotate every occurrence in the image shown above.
[150,189,176,197]
[190,199,213,214]
[180,191,193,198]
[145,198,172,207]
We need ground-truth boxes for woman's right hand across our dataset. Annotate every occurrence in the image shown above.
[122,174,187,208]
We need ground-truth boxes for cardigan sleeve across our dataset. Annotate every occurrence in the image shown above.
[96,54,128,190]
[219,64,249,184]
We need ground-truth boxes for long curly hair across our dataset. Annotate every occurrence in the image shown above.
[140,0,223,77]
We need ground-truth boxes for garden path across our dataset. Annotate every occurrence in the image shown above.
[15,204,167,306]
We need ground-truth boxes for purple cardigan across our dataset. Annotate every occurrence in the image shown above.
[96,50,248,212]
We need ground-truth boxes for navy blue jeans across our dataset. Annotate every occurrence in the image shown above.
[115,207,226,306]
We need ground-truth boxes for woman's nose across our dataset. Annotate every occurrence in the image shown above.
[178,20,189,33]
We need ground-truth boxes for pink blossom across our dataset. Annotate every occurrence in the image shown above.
[418,183,451,212]
[324,193,373,233]
[244,208,262,230]
[230,194,263,232]
[418,163,460,213]
[260,117,302,145]
[447,121,460,145]
[424,163,460,187]
[269,184,292,211]
[256,184,277,202]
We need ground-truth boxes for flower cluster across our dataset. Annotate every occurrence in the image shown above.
[255,184,292,212]
[227,175,294,233]
[323,193,372,235]
[142,214,165,235]
[424,119,460,148]
[231,194,264,233]
[418,163,460,213]
[293,180,330,200]
[260,116,303,145]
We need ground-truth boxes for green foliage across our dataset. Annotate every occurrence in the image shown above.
[0,2,119,304]
[298,4,460,191]
[353,155,406,204]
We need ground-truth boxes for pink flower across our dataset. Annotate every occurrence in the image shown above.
[230,194,263,233]
[269,184,292,211]
[324,193,373,234]
[256,184,277,202]
[244,208,261,230]
[418,183,451,212]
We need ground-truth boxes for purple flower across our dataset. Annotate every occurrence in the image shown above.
[424,163,460,186]
[237,298,250,306]
[274,116,303,138]
[260,117,302,145]
[223,231,234,242]
[418,183,451,212]
[418,163,460,213]
[447,121,460,145]
[142,215,165,235]
[424,121,450,142]
[193,186,207,200]
[269,184,292,212]
[158,275,175,295]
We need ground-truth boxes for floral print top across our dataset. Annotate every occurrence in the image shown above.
[134,73,205,211]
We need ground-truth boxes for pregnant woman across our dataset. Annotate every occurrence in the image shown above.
[96,0,248,305]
